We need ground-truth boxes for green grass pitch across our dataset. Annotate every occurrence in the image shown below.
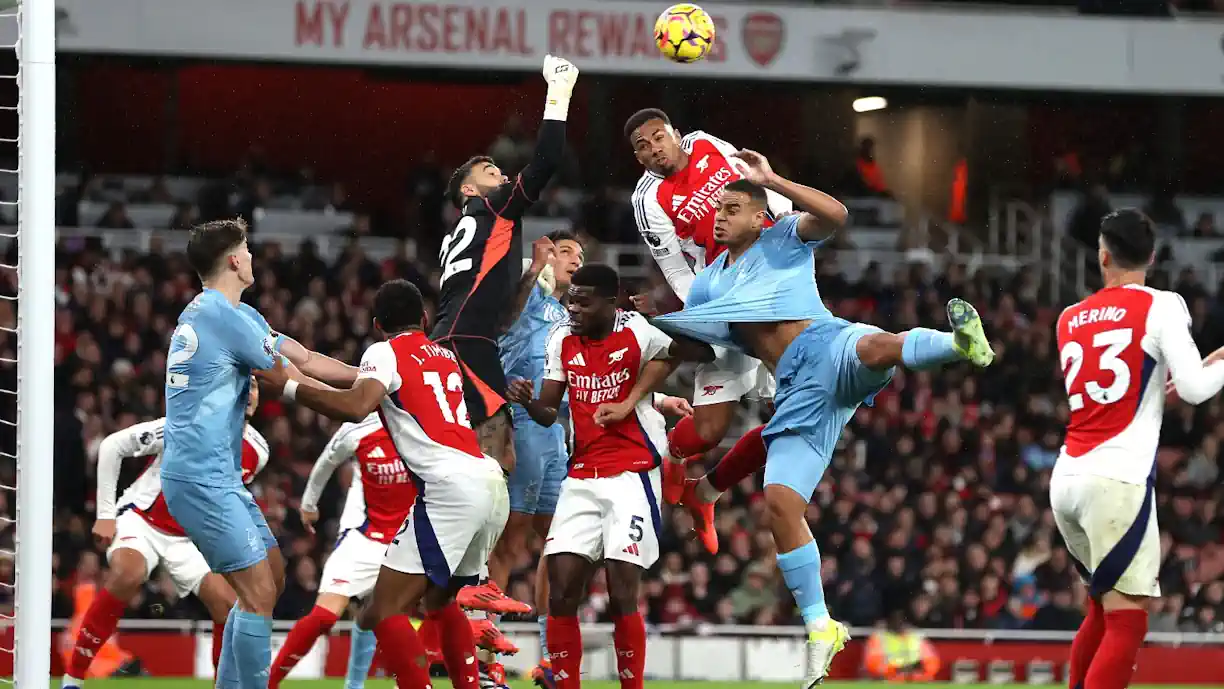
[49,681,1221,689]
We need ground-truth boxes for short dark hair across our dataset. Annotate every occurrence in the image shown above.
[373,279,425,334]
[186,218,248,280]
[623,108,671,141]
[570,263,619,299]
[445,155,493,209]
[546,229,580,246]
[1099,209,1155,270]
[723,179,769,209]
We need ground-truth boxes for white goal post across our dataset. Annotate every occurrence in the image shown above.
[14,0,55,686]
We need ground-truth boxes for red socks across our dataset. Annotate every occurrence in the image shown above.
[1068,598,1105,689]
[374,615,435,689]
[1084,608,1148,689]
[668,416,717,458]
[426,602,479,689]
[547,616,583,689]
[67,586,129,678]
[270,606,338,687]
[706,425,767,492]
[212,622,225,678]
[612,613,646,689]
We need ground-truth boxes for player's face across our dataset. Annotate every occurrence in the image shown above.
[553,239,585,289]
[460,162,510,200]
[714,191,767,247]
[246,374,259,418]
[630,119,684,177]
[566,286,614,336]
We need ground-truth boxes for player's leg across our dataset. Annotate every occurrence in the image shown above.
[1074,477,1159,689]
[62,516,154,687]
[485,415,547,606]
[420,585,482,689]
[850,298,995,375]
[543,475,605,689]
[357,566,434,689]
[1050,475,1104,689]
[599,471,661,689]
[544,554,597,689]
[156,527,238,681]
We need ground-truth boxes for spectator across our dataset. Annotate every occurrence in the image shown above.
[95,202,134,229]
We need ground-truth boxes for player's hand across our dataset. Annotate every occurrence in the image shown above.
[255,356,290,395]
[298,508,319,535]
[735,149,775,185]
[593,401,633,427]
[630,292,658,316]
[505,378,535,405]
[531,237,557,273]
[659,395,694,418]
[543,54,579,91]
[92,519,117,549]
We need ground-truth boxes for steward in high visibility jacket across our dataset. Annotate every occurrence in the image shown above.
[863,611,940,682]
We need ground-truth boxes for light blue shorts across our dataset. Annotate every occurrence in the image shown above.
[162,477,278,573]
[508,411,568,515]
[762,319,894,501]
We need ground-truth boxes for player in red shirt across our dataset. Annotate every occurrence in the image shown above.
[1053,209,1224,689]
[63,381,268,688]
[624,107,792,551]
[506,264,713,689]
[260,279,510,689]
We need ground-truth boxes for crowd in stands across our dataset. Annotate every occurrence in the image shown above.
[35,226,1224,636]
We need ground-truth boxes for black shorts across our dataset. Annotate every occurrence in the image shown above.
[434,335,508,425]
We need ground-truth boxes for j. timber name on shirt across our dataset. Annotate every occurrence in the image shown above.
[675,167,735,224]
[411,343,459,365]
[567,368,631,404]
[1066,306,1128,333]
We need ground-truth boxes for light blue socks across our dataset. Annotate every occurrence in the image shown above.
[215,605,240,689]
[776,541,829,626]
[538,616,549,659]
[232,610,273,689]
[902,328,960,370]
[344,626,378,689]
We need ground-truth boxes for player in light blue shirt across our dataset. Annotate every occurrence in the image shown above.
[491,230,581,683]
[655,152,994,688]
[160,219,346,689]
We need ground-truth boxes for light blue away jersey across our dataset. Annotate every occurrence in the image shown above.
[161,289,283,487]
[654,214,834,350]
[500,285,570,416]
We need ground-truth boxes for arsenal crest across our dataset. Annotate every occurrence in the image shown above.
[742,12,784,67]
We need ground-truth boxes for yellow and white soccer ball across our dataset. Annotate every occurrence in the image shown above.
[654,4,716,64]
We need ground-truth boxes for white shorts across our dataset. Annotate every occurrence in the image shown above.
[693,347,774,407]
[543,469,662,569]
[382,466,509,586]
[319,529,389,600]
[1050,473,1161,598]
[107,510,210,598]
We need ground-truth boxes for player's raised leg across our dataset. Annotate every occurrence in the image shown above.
[269,591,349,688]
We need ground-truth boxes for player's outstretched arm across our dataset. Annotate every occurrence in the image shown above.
[507,238,557,329]
[487,55,578,220]
[278,334,360,388]
[507,378,565,427]
[299,422,363,533]
[736,149,848,243]
[259,357,385,422]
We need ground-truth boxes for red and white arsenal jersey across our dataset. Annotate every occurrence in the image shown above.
[96,418,270,536]
[544,310,671,479]
[1055,284,1224,486]
[631,131,794,302]
[303,414,416,545]
[357,331,494,485]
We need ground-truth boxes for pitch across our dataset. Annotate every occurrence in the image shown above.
[47,680,1217,689]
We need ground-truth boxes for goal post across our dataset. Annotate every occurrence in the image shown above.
[15,0,55,685]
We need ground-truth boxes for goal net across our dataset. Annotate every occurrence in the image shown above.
[5,0,54,686]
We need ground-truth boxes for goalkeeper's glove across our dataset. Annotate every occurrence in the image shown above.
[543,54,579,121]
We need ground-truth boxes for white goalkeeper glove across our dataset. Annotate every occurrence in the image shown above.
[537,263,557,294]
[543,54,579,121]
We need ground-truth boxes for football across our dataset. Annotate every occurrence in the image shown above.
[654,4,716,64]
